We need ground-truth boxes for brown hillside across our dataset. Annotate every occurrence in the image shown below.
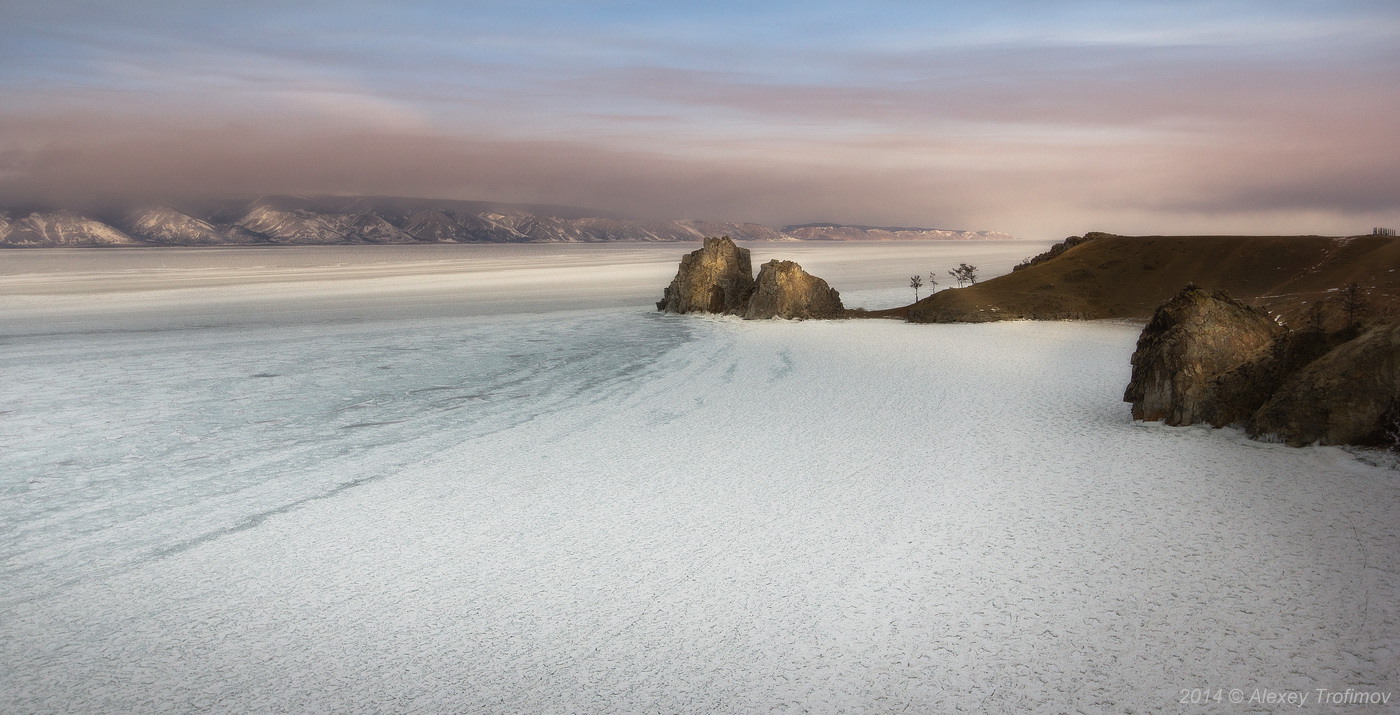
[908,233,1400,326]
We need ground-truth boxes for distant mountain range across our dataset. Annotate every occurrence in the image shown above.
[0,195,1013,247]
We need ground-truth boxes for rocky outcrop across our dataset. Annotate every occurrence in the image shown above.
[745,260,844,319]
[656,236,755,315]
[1248,323,1400,446]
[656,242,847,319]
[1207,328,1338,424]
[1125,285,1400,449]
[1124,285,1285,426]
[1012,232,1107,271]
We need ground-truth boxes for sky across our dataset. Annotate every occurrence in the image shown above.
[0,0,1397,239]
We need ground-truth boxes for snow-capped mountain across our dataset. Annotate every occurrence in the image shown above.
[0,196,1014,247]
[235,204,355,244]
[345,212,418,244]
[121,207,262,245]
[0,210,138,246]
[401,209,469,242]
[673,220,791,242]
[782,223,1014,241]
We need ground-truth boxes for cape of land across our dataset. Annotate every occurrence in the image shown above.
[908,232,1400,327]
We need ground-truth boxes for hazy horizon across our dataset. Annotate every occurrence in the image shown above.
[2,1,1397,240]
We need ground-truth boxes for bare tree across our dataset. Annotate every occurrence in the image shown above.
[1341,282,1370,327]
[948,263,979,287]
[926,272,939,294]
[1305,298,1328,332]
[909,274,923,302]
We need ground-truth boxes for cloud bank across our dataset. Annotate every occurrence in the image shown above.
[1,1,1397,238]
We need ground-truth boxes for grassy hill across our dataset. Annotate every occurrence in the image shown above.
[907,232,1400,327]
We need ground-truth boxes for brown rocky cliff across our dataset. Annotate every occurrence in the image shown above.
[744,260,844,320]
[1124,286,1285,426]
[656,236,755,315]
[1248,323,1400,447]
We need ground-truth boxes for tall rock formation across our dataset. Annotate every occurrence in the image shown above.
[744,260,844,319]
[1124,286,1285,426]
[1248,323,1400,446]
[656,236,755,315]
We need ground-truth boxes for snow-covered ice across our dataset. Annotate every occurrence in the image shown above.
[2,242,1396,712]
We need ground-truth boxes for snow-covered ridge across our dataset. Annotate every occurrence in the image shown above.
[0,210,137,247]
[123,207,262,245]
[0,197,1015,247]
[783,223,1013,241]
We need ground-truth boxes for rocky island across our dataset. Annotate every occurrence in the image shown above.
[657,237,844,319]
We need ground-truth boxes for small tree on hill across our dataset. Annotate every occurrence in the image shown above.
[909,274,923,302]
[927,272,938,295]
[1305,298,1328,332]
[948,263,979,287]
[1341,282,1370,327]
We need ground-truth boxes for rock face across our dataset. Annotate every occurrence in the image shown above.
[1124,286,1285,426]
[1248,324,1400,446]
[1125,284,1400,449]
[744,260,844,319]
[656,236,755,314]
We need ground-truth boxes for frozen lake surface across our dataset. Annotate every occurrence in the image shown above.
[0,241,1044,333]
[2,242,1396,711]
